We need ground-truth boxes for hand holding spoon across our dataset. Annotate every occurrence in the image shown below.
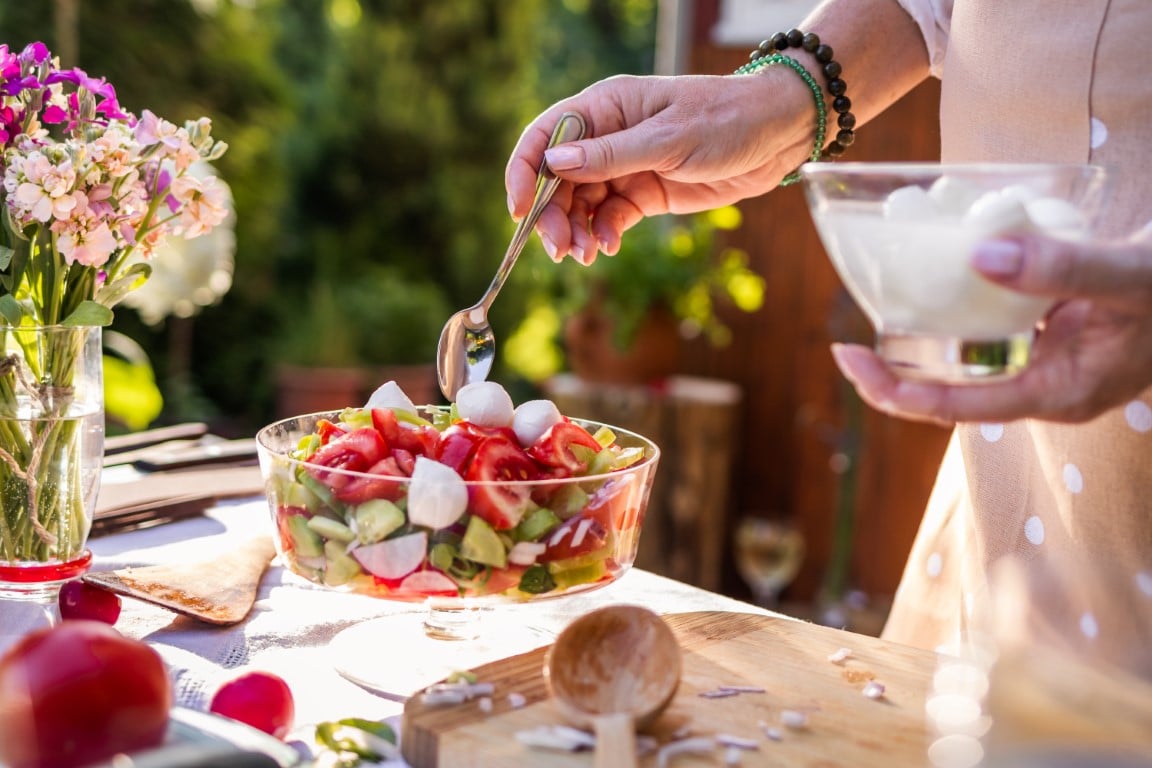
[545,605,682,768]
[435,111,586,402]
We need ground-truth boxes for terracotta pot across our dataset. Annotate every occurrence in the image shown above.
[563,303,682,385]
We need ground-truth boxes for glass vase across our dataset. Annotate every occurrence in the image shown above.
[0,325,104,650]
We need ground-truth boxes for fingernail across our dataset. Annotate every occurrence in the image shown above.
[507,193,516,218]
[972,240,1023,277]
[540,233,559,262]
[570,244,586,265]
[545,145,585,171]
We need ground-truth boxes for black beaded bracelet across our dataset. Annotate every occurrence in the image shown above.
[740,28,856,160]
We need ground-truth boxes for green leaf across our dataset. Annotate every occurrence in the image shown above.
[314,717,397,761]
[0,295,24,325]
[0,245,13,271]
[62,301,114,327]
[94,263,151,308]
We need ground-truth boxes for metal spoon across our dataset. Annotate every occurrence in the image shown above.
[545,605,682,768]
[436,111,586,401]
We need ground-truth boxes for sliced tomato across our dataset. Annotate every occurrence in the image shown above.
[527,420,602,474]
[463,437,539,530]
[308,428,386,472]
[315,419,346,445]
[371,408,441,457]
[435,424,483,474]
[453,420,519,445]
[391,448,416,476]
[540,516,608,562]
[332,456,406,503]
[458,564,527,597]
[584,475,642,531]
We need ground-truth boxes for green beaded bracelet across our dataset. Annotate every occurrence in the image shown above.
[733,54,826,187]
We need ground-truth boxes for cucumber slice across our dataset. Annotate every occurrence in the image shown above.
[459,515,507,569]
[308,516,356,543]
[323,539,362,586]
[513,507,561,542]
[285,515,324,558]
[353,499,405,544]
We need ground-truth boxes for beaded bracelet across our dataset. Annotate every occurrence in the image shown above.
[733,29,856,183]
[733,54,826,186]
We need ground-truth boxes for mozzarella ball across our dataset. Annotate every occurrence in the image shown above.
[455,381,515,428]
[1025,197,1089,238]
[928,176,983,216]
[883,184,937,221]
[407,457,468,529]
[512,399,563,447]
[364,380,417,414]
[962,191,1033,236]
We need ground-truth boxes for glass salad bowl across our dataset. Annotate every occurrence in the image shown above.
[255,386,660,695]
[799,162,1109,383]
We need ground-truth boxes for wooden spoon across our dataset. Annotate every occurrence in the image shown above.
[545,605,681,768]
[83,535,276,626]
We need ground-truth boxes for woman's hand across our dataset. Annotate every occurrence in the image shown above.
[832,233,1152,424]
[505,73,814,264]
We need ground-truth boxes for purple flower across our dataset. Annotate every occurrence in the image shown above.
[41,104,67,124]
[18,42,51,66]
[45,68,114,99]
[0,46,19,81]
[1,75,40,97]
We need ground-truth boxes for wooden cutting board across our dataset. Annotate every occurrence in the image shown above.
[402,611,939,767]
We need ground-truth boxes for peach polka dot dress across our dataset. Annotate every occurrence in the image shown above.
[880,0,1152,675]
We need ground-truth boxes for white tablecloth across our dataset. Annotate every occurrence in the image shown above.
[60,499,767,764]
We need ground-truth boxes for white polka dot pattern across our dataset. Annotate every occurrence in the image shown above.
[1138,571,1152,598]
[1024,516,1045,545]
[1125,400,1152,433]
[979,423,1004,443]
[926,552,943,578]
[1090,117,1108,149]
[1079,612,1099,639]
[1063,463,1084,494]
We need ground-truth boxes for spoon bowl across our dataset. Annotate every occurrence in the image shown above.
[436,111,586,401]
[545,605,682,768]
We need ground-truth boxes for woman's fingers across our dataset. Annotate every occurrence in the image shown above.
[973,236,1152,306]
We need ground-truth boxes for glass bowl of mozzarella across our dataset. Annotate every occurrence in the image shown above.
[799,162,1109,382]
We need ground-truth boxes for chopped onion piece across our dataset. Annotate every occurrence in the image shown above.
[724,746,743,766]
[507,541,547,566]
[780,710,808,729]
[570,517,594,548]
[699,689,739,699]
[716,734,759,750]
[657,737,716,768]
[862,681,887,699]
[507,692,526,709]
[827,647,853,664]
[515,725,595,752]
[718,685,765,694]
[478,696,493,714]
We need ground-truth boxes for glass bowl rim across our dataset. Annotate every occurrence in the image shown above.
[256,408,662,488]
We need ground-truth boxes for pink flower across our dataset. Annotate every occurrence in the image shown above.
[12,153,78,223]
[55,220,118,267]
[135,109,182,153]
[170,174,229,237]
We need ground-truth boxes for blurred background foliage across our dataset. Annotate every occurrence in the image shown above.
[0,0,657,433]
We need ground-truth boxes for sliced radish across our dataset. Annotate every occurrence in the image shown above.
[352,531,427,579]
[396,569,459,595]
[455,381,514,428]
[407,456,468,529]
[364,380,417,414]
[512,399,563,447]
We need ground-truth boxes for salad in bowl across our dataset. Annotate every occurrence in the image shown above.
[255,380,660,603]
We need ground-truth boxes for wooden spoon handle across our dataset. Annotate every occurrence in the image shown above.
[593,713,637,768]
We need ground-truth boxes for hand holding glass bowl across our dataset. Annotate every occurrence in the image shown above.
[800,163,1109,383]
[255,380,660,695]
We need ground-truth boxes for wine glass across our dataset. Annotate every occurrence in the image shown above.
[733,516,804,609]
[799,163,1109,383]
[255,408,660,698]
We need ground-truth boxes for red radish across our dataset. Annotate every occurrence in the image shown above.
[209,670,295,740]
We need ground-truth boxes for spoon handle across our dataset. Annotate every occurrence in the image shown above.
[593,713,638,768]
[477,111,586,314]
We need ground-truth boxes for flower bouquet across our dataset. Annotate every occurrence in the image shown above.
[0,41,228,588]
